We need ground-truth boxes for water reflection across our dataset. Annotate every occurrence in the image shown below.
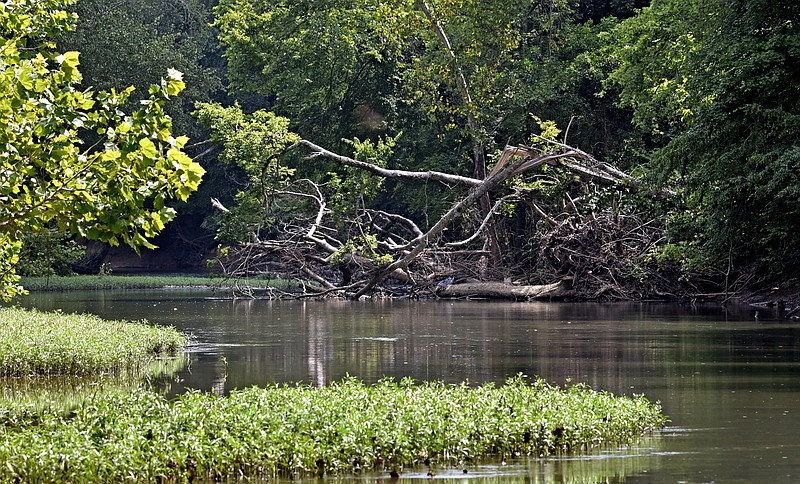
[14,291,800,483]
[0,356,186,411]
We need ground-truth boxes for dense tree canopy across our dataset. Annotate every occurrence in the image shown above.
[0,0,204,299]
[607,0,800,279]
[6,0,799,297]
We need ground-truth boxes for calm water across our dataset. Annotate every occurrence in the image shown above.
[15,290,800,483]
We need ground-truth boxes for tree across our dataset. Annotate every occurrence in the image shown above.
[213,0,584,257]
[606,0,800,282]
[0,0,205,299]
[199,0,682,299]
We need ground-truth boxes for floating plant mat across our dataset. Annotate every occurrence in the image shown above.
[0,376,666,482]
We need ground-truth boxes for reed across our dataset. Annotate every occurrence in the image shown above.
[0,376,667,481]
[0,307,187,376]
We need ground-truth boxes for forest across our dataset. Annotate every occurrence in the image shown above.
[2,0,799,301]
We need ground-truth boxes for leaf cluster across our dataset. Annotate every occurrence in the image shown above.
[0,0,205,299]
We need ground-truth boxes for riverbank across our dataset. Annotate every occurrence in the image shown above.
[19,274,231,291]
[0,376,666,481]
[732,278,800,319]
[21,274,800,313]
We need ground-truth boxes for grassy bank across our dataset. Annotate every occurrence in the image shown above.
[0,376,667,481]
[19,274,294,293]
[19,274,228,291]
[0,307,186,376]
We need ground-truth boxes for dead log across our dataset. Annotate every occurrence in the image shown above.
[437,279,573,300]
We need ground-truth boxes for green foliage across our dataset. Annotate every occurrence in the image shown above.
[0,376,665,481]
[0,0,205,300]
[331,234,394,266]
[325,134,401,220]
[0,307,186,376]
[195,103,298,184]
[532,117,563,143]
[195,102,300,242]
[17,230,84,277]
[607,0,800,277]
[0,239,23,300]
[602,0,703,136]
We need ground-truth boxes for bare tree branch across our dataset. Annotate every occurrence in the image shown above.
[293,139,480,187]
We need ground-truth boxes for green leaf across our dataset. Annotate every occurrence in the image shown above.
[58,51,81,80]
[138,138,157,159]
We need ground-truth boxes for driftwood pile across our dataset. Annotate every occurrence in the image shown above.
[213,137,679,300]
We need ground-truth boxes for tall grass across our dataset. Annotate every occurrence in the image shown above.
[0,376,667,481]
[0,307,187,376]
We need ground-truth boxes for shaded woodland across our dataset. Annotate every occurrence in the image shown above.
[17,0,799,300]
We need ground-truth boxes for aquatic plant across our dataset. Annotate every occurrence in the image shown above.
[0,307,186,376]
[19,274,293,293]
[0,376,666,481]
[20,274,228,291]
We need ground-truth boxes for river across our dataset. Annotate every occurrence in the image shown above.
[15,290,800,483]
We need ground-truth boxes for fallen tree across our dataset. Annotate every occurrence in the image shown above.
[210,134,679,300]
[436,280,573,300]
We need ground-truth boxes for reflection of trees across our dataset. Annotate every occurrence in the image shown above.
[27,291,799,433]
[185,300,691,389]
[212,300,672,387]
[307,304,333,386]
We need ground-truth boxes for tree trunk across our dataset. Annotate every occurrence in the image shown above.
[418,0,501,269]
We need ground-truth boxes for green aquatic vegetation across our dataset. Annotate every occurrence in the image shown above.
[0,376,666,481]
[20,274,228,291]
[19,274,292,292]
[0,307,186,376]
